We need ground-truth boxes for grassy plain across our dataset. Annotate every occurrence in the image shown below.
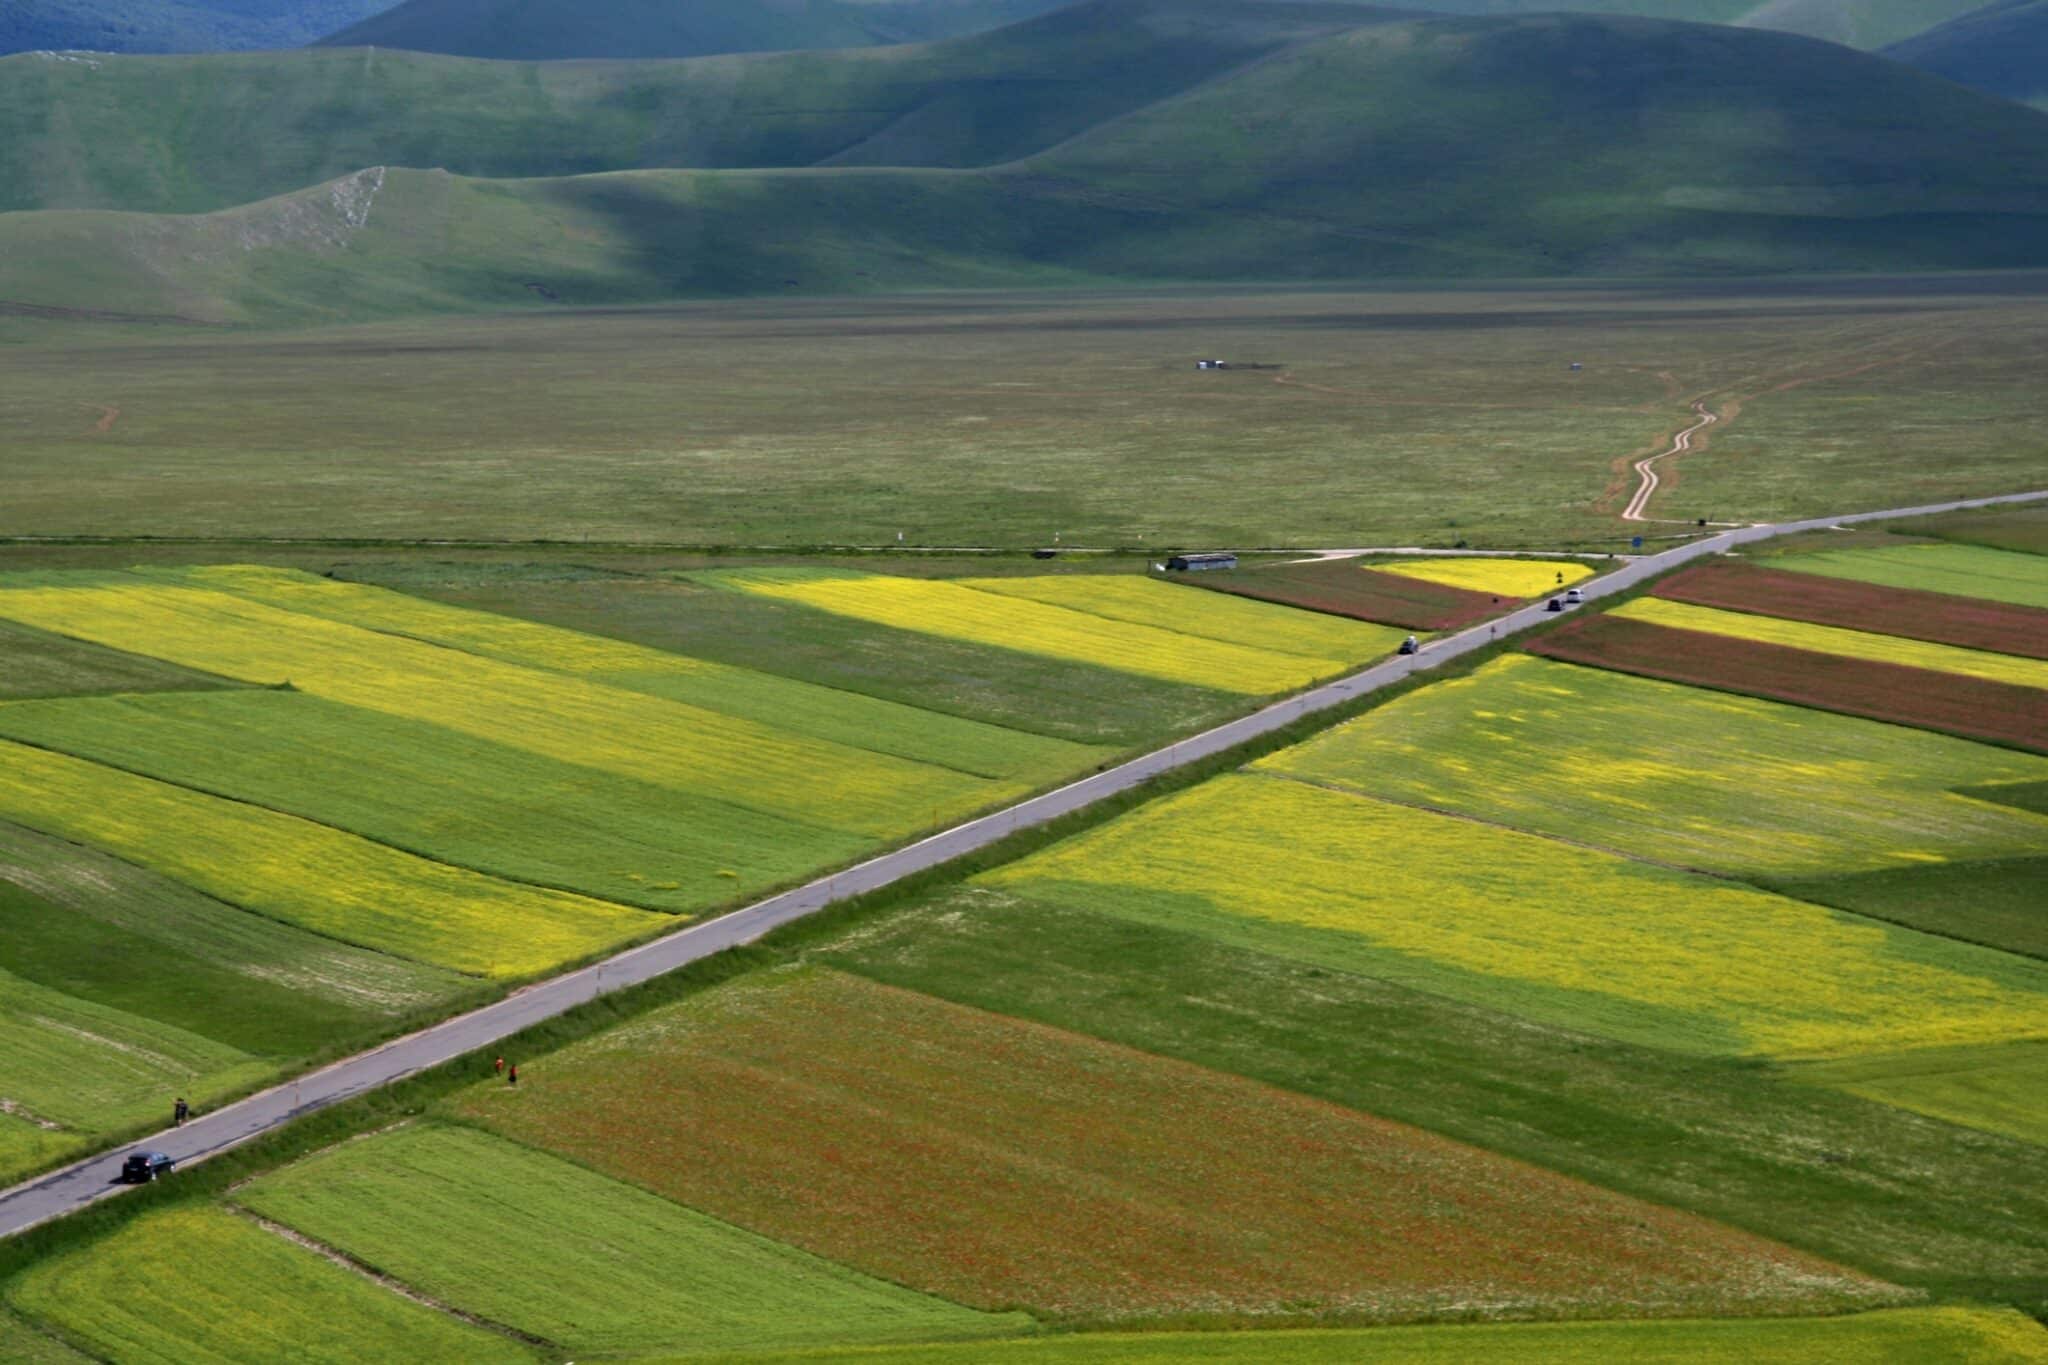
[175,565,1100,782]
[816,893,2048,1310]
[0,619,238,700]
[4,1207,531,1364]
[1611,597,2048,689]
[1262,654,2048,878]
[959,574,1406,658]
[1374,558,1593,597]
[0,739,661,977]
[240,1122,1023,1355]
[453,968,1890,1324]
[3,283,2045,548]
[0,689,871,914]
[708,569,1374,693]
[339,561,1245,748]
[1772,543,2048,609]
[1789,1041,2048,1148]
[982,773,2048,1058]
[698,1308,2048,1364]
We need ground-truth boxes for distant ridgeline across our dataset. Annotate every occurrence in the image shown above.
[1,0,2046,321]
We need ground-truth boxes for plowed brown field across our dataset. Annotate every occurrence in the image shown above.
[452,969,1894,1326]
[1191,559,1501,630]
[1657,562,2048,660]
[1528,616,2048,751]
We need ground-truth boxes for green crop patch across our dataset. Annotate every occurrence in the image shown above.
[0,689,871,916]
[0,618,240,701]
[1788,1041,2048,1148]
[1771,856,2048,961]
[1260,654,2048,879]
[0,1309,92,1365]
[814,892,2048,1310]
[1773,543,2048,610]
[675,1307,2048,1364]
[452,968,1896,1326]
[238,1122,1025,1355]
[4,1207,532,1364]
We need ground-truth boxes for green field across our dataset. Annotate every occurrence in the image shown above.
[1257,654,2048,880]
[1772,543,2048,610]
[0,1308,92,1364]
[1772,856,2048,960]
[698,1307,2048,1363]
[4,1207,531,1364]
[815,892,2048,1310]
[1906,503,2048,556]
[0,618,238,701]
[239,1122,1025,1355]
[1789,1041,2048,1148]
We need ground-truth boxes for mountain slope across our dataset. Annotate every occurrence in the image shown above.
[0,0,392,55]
[1368,0,1981,49]
[318,0,1069,58]
[1886,1,2048,107]
[0,0,1406,214]
[4,12,2046,323]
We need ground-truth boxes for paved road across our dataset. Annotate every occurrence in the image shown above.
[2,487,2043,1241]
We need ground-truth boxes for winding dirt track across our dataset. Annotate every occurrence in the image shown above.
[1622,401,1718,522]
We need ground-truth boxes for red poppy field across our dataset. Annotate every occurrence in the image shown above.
[450,968,1893,1327]
[1188,559,1502,630]
[1527,616,2048,751]
[1655,562,2048,660]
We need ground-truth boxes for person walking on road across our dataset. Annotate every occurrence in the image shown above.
[173,1097,189,1126]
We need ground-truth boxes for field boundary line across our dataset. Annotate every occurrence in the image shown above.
[1,486,2045,1241]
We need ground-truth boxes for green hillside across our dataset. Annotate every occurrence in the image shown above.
[1886,2,2048,107]
[1389,0,1981,50]
[320,0,1068,59]
[0,0,392,55]
[0,0,1396,214]
[3,8,2046,322]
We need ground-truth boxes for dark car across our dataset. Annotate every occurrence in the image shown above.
[120,1151,175,1183]
[1545,596,1565,612]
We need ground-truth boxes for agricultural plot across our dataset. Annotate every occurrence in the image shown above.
[1274,654,2048,880]
[1910,505,2048,557]
[1372,558,1594,598]
[1654,560,2048,660]
[1609,598,2048,691]
[687,1308,2048,1364]
[1775,856,2048,961]
[820,893,2048,1310]
[979,773,2048,1059]
[1772,543,2048,610]
[455,968,1895,1325]
[1181,557,1503,630]
[958,574,1406,659]
[0,571,1023,839]
[0,690,870,916]
[4,1207,530,1364]
[163,565,1099,783]
[340,561,1243,748]
[702,568,1377,694]
[1530,614,2048,751]
[239,1123,1024,1356]
[0,739,661,977]
[1789,1041,2048,1148]
[0,619,239,701]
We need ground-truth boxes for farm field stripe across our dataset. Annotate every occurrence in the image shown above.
[1612,597,2048,691]
[1185,559,1504,630]
[1786,1039,2048,1148]
[1773,542,2048,610]
[1528,616,2048,752]
[1373,557,1594,598]
[678,1307,2048,1364]
[451,968,1898,1323]
[1655,560,2048,660]
[4,487,2043,1242]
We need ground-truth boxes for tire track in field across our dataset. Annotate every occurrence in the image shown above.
[1622,401,1719,522]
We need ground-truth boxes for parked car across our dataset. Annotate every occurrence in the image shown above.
[120,1151,175,1183]
[1565,587,1585,604]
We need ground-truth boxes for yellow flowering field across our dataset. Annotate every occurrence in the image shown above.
[706,569,1355,694]
[155,566,1097,784]
[980,774,2048,1059]
[958,575,1407,660]
[0,739,661,976]
[1261,655,2048,878]
[1375,558,1594,598]
[0,573,1008,839]
[1613,597,2048,691]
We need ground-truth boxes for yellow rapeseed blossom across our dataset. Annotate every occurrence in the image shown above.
[960,575,1407,660]
[1375,558,1594,598]
[0,740,660,977]
[0,574,1007,839]
[710,569,1352,694]
[1613,598,2048,690]
[982,774,2048,1059]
